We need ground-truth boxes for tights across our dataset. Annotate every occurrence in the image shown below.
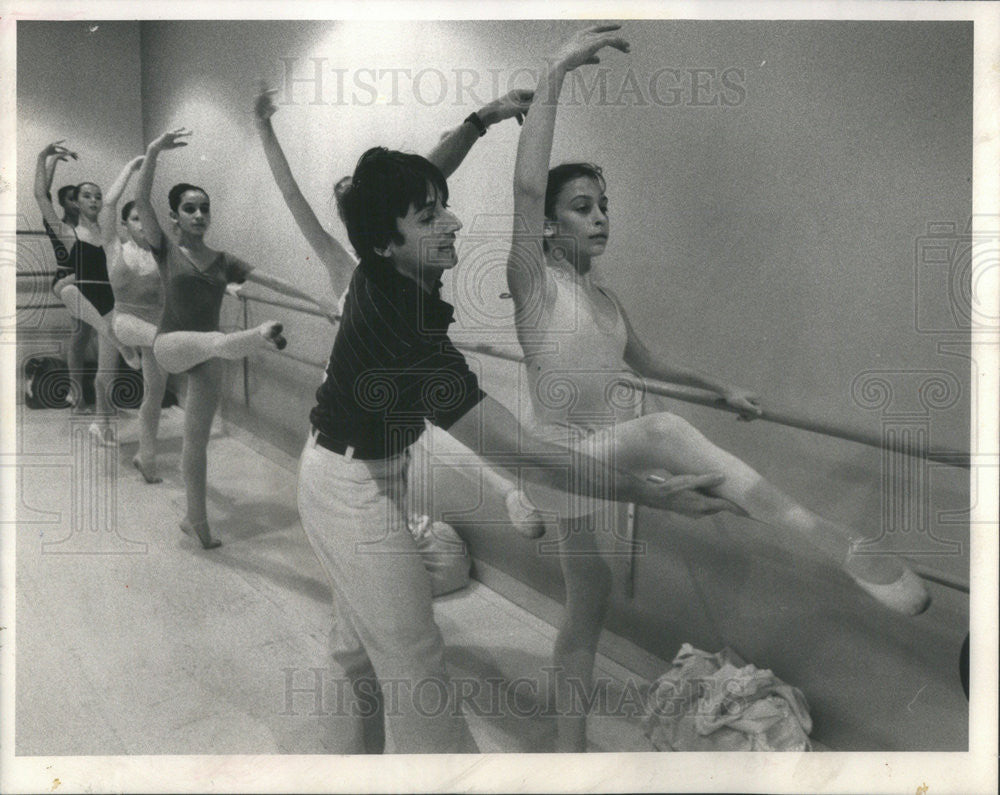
[152,327,272,375]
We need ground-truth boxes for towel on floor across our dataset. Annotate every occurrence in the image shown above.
[644,643,812,751]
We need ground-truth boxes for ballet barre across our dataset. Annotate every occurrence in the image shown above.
[232,291,972,470]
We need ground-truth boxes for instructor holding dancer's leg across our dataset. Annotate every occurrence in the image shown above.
[297,142,729,754]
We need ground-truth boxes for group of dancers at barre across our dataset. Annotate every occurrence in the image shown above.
[33,25,930,754]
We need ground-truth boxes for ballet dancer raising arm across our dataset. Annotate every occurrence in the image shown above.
[253,82,532,302]
[98,155,144,247]
[135,127,305,549]
[255,81,548,537]
[101,154,172,484]
[34,142,139,427]
[511,24,930,615]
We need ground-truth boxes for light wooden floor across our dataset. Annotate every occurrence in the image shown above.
[15,407,654,755]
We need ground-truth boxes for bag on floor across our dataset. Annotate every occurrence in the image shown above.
[407,515,471,597]
[24,356,77,409]
[644,643,813,751]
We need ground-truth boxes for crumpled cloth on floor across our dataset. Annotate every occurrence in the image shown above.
[644,643,813,751]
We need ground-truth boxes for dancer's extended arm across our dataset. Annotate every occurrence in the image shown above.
[240,269,340,322]
[606,286,762,419]
[99,156,144,247]
[33,141,77,245]
[508,26,628,324]
[135,128,191,252]
[254,83,357,300]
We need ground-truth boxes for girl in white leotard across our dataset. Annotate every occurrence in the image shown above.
[509,25,930,752]
[107,197,168,483]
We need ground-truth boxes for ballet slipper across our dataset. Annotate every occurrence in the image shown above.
[120,345,142,370]
[88,422,117,447]
[132,456,163,484]
[180,518,222,550]
[505,489,547,539]
[846,553,930,616]
[260,321,287,351]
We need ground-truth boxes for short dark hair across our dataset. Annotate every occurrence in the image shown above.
[57,184,77,208]
[168,183,209,212]
[121,200,136,222]
[335,147,448,264]
[544,163,605,220]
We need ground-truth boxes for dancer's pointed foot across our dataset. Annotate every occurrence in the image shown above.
[121,345,142,370]
[505,489,547,538]
[88,422,117,447]
[132,455,162,484]
[180,519,222,550]
[259,321,287,351]
[846,547,930,616]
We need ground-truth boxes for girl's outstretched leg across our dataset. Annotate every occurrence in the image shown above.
[551,513,612,752]
[133,347,168,483]
[152,322,286,374]
[179,359,222,549]
[57,282,139,368]
[605,412,930,615]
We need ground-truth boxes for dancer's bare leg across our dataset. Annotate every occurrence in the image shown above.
[178,359,222,549]
[602,412,929,615]
[133,347,167,483]
[56,281,139,368]
[65,320,93,413]
[88,331,120,446]
[152,322,285,375]
[551,513,611,752]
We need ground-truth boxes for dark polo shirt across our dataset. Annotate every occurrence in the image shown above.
[309,257,486,459]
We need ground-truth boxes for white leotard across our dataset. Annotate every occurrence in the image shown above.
[519,267,642,520]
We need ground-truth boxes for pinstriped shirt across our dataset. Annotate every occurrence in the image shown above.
[309,257,485,459]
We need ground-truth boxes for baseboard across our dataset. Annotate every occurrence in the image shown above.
[472,558,671,684]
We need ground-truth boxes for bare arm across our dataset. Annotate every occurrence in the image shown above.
[242,269,340,322]
[426,89,533,179]
[253,84,356,299]
[135,128,191,252]
[445,394,732,515]
[33,142,76,238]
[611,288,762,419]
[99,156,143,247]
[508,27,629,318]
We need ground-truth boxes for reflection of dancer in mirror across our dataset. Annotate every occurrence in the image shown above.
[510,25,931,751]
[102,155,168,484]
[253,83,547,537]
[135,127,331,549]
[33,142,141,442]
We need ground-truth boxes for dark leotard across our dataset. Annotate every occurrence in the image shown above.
[43,220,73,288]
[69,233,115,316]
[153,236,250,334]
